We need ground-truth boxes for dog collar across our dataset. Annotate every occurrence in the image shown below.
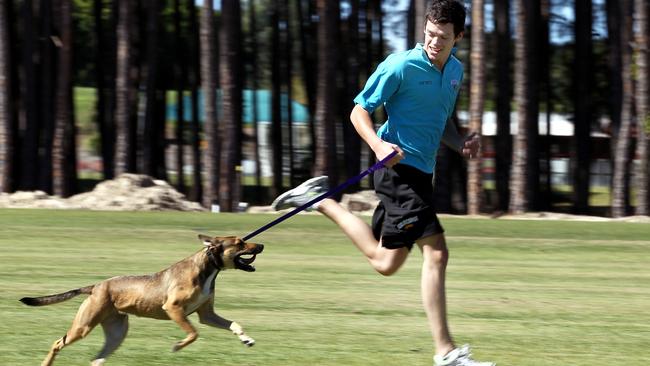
[206,247,224,269]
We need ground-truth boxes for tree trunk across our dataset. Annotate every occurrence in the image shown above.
[296,0,317,162]
[249,0,261,200]
[572,0,593,214]
[0,0,15,193]
[539,0,552,210]
[409,0,426,46]
[342,0,361,191]
[173,0,186,193]
[494,0,511,212]
[633,0,649,215]
[270,0,283,197]
[313,0,339,183]
[467,0,485,215]
[19,0,40,190]
[38,0,55,192]
[284,0,295,187]
[218,0,243,212]
[114,0,135,175]
[142,0,161,177]
[509,0,539,213]
[611,0,634,217]
[94,0,115,180]
[200,0,219,208]
[52,0,77,197]
[606,0,623,203]
[188,0,202,203]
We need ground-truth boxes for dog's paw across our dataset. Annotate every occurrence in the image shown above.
[171,343,182,353]
[239,335,255,347]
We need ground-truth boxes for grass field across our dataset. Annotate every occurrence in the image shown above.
[1,209,648,366]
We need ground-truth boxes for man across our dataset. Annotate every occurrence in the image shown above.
[272,1,494,365]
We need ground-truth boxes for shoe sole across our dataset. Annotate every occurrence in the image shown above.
[271,176,329,211]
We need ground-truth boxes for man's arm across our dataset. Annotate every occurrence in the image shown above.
[441,118,480,159]
[350,104,404,167]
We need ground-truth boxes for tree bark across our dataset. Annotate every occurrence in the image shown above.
[188,0,202,203]
[142,0,162,178]
[509,0,539,213]
[494,0,511,212]
[114,0,135,175]
[0,0,15,193]
[19,0,40,190]
[94,0,116,180]
[467,0,485,215]
[200,0,219,208]
[572,0,593,214]
[270,0,283,197]
[173,0,186,193]
[611,0,634,217]
[313,0,339,183]
[249,0,261,200]
[218,0,243,212]
[633,0,649,215]
[52,0,77,197]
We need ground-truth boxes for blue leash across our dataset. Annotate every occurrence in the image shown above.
[243,150,398,241]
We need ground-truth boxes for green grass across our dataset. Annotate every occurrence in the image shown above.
[1,209,648,365]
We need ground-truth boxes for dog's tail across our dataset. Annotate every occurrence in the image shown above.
[20,285,95,306]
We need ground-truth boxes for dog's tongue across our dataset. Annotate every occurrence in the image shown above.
[240,254,256,264]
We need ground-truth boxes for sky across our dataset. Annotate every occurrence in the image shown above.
[195,0,609,53]
[385,0,608,52]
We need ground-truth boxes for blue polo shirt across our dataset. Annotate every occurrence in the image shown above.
[354,44,463,173]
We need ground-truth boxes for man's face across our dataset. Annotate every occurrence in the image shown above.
[423,20,462,69]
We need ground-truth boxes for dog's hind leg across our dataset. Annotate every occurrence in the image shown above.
[91,313,129,366]
[41,297,104,366]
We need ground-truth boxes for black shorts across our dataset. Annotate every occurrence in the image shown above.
[371,164,444,250]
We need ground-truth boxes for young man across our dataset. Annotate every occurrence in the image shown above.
[272,1,494,365]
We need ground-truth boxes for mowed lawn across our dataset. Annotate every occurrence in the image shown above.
[0,209,648,366]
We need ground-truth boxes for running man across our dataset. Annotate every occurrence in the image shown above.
[272,1,494,365]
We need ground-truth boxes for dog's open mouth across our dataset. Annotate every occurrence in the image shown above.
[235,246,263,272]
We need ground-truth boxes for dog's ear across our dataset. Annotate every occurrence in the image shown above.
[198,234,213,246]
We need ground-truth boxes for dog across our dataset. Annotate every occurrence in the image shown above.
[20,235,264,366]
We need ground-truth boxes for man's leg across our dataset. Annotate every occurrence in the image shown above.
[416,233,455,357]
[318,198,408,276]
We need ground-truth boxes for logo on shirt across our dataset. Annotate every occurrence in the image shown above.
[451,79,460,91]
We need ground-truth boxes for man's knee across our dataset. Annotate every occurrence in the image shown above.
[428,246,449,267]
[375,261,400,276]
[418,234,449,268]
[371,246,409,276]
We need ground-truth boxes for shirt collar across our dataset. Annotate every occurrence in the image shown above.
[416,44,457,71]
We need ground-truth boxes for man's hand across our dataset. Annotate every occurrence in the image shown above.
[461,133,480,159]
[373,140,404,168]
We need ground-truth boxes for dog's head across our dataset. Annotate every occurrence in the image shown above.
[198,235,264,272]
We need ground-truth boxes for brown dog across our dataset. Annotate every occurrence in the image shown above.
[20,235,264,366]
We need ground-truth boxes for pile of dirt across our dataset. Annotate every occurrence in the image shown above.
[0,174,205,212]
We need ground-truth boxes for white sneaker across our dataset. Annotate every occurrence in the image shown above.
[434,345,495,366]
[271,176,329,211]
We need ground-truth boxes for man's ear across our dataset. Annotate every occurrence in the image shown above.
[198,234,213,246]
[454,31,464,42]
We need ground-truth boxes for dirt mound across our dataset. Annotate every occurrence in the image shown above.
[0,174,205,212]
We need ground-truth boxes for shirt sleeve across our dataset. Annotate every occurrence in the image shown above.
[353,56,402,113]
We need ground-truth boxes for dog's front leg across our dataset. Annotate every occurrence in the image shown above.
[162,300,198,352]
[197,302,255,347]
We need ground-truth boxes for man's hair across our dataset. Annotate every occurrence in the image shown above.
[425,0,466,36]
